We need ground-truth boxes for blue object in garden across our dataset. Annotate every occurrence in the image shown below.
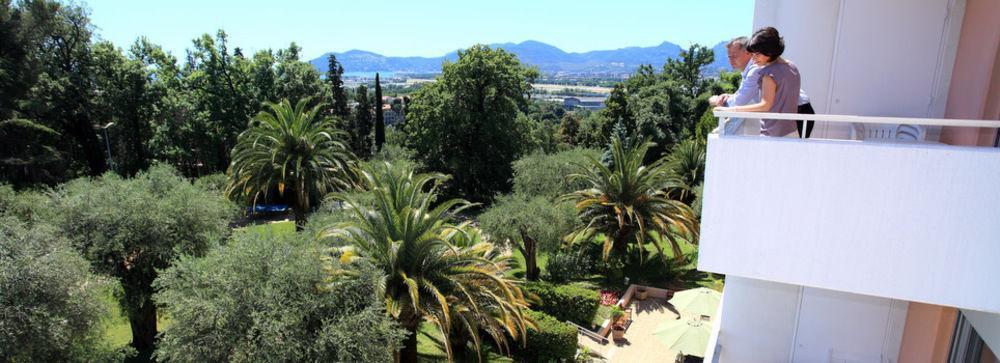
[250,204,289,214]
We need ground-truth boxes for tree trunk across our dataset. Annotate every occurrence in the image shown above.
[293,206,306,232]
[398,322,419,363]
[518,226,539,281]
[129,299,158,356]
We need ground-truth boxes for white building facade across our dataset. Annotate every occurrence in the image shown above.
[700,0,1000,362]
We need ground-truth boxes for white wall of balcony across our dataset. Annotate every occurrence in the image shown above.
[698,134,1000,314]
[711,277,907,363]
[752,0,964,140]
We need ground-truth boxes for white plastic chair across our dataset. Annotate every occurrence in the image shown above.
[850,123,926,142]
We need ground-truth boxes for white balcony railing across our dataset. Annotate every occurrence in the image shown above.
[700,111,1000,313]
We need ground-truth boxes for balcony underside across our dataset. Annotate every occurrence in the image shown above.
[698,134,1000,313]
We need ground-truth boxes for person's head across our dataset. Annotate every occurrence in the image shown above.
[726,36,752,70]
[747,27,784,64]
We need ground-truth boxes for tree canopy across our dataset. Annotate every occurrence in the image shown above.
[403,44,539,201]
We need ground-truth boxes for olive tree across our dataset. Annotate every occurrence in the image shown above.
[154,230,404,362]
[479,194,577,281]
[0,218,124,362]
[48,164,235,355]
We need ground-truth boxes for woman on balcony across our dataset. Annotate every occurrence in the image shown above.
[715,27,800,137]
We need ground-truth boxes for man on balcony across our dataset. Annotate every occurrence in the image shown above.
[711,37,760,135]
[711,36,816,137]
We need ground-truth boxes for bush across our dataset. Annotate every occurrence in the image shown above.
[0,185,52,223]
[48,164,236,354]
[154,230,405,362]
[193,173,228,193]
[512,148,601,198]
[479,194,577,280]
[545,248,595,283]
[0,218,125,362]
[518,310,577,363]
[522,281,599,326]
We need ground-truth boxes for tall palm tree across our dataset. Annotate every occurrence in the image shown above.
[664,138,706,206]
[227,98,357,230]
[562,137,699,264]
[322,163,530,362]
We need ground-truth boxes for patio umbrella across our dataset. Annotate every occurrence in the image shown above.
[654,318,712,358]
[668,287,721,318]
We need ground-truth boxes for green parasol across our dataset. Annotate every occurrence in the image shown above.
[654,317,712,358]
[668,287,721,318]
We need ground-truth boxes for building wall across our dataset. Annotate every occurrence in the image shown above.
[897,303,957,363]
[713,277,907,363]
[939,0,1000,146]
[713,276,799,363]
[790,288,907,362]
[752,0,964,139]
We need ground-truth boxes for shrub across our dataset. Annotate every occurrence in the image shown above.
[48,164,236,354]
[545,248,595,283]
[479,194,577,281]
[193,173,229,193]
[518,310,577,363]
[512,148,600,198]
[522,281,599,326]
[0,218,125,362]
[154,230,405,362]
[0,185,51,223]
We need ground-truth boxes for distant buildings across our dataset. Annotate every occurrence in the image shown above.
[563,96,605,111]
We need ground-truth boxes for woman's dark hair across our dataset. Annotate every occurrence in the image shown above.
[747,27,784,60]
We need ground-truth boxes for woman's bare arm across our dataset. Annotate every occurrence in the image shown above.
[715,75,776,112]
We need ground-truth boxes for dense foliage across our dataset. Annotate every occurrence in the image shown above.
[521,281,599,326]
[322,163,531,361]
[47,164,234,354]
[517,310,578,363]
[154,230,404,362]
[479,194,577,281]
[226,99,357,229]
[0,219,124,362]
[403,44,538,201]
[563,138,699,264]
[0,1,334,187]
[511,148,601,199]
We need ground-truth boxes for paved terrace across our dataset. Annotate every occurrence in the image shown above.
[579,297,688,362]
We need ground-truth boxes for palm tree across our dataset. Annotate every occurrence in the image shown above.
[664,138,706,206]
[322,163,530,362]
[227,98,357,230]
[562,137,699,264]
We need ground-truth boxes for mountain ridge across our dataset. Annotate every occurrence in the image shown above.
[309,40,731,76]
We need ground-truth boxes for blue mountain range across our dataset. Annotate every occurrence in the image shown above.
[309,40,730,76]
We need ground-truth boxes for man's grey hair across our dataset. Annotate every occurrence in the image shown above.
[727,36,749,50]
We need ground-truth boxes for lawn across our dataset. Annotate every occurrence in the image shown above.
[239,219,296,235]
[416,322,512,362]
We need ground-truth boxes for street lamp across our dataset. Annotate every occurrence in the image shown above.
[101,122,115,172]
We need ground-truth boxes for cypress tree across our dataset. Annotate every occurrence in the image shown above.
[374,73,385,152]
[354,84,373,157]
[326,55,349,120]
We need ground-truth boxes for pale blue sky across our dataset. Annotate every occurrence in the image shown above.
[84,0,753,60]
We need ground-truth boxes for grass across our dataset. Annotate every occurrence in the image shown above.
[416,322,512,362]
[102,288,172,349]
[239,220,296,236]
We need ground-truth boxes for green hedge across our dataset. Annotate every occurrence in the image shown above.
[518,310,577,363]
[522,281,598,326]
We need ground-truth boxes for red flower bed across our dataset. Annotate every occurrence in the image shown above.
[599,290,620,306]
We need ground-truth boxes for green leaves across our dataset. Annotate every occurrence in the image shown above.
[322,163,530,361]
[562,137,699,263]
[403,44,538,201]
[227,98,357,229]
